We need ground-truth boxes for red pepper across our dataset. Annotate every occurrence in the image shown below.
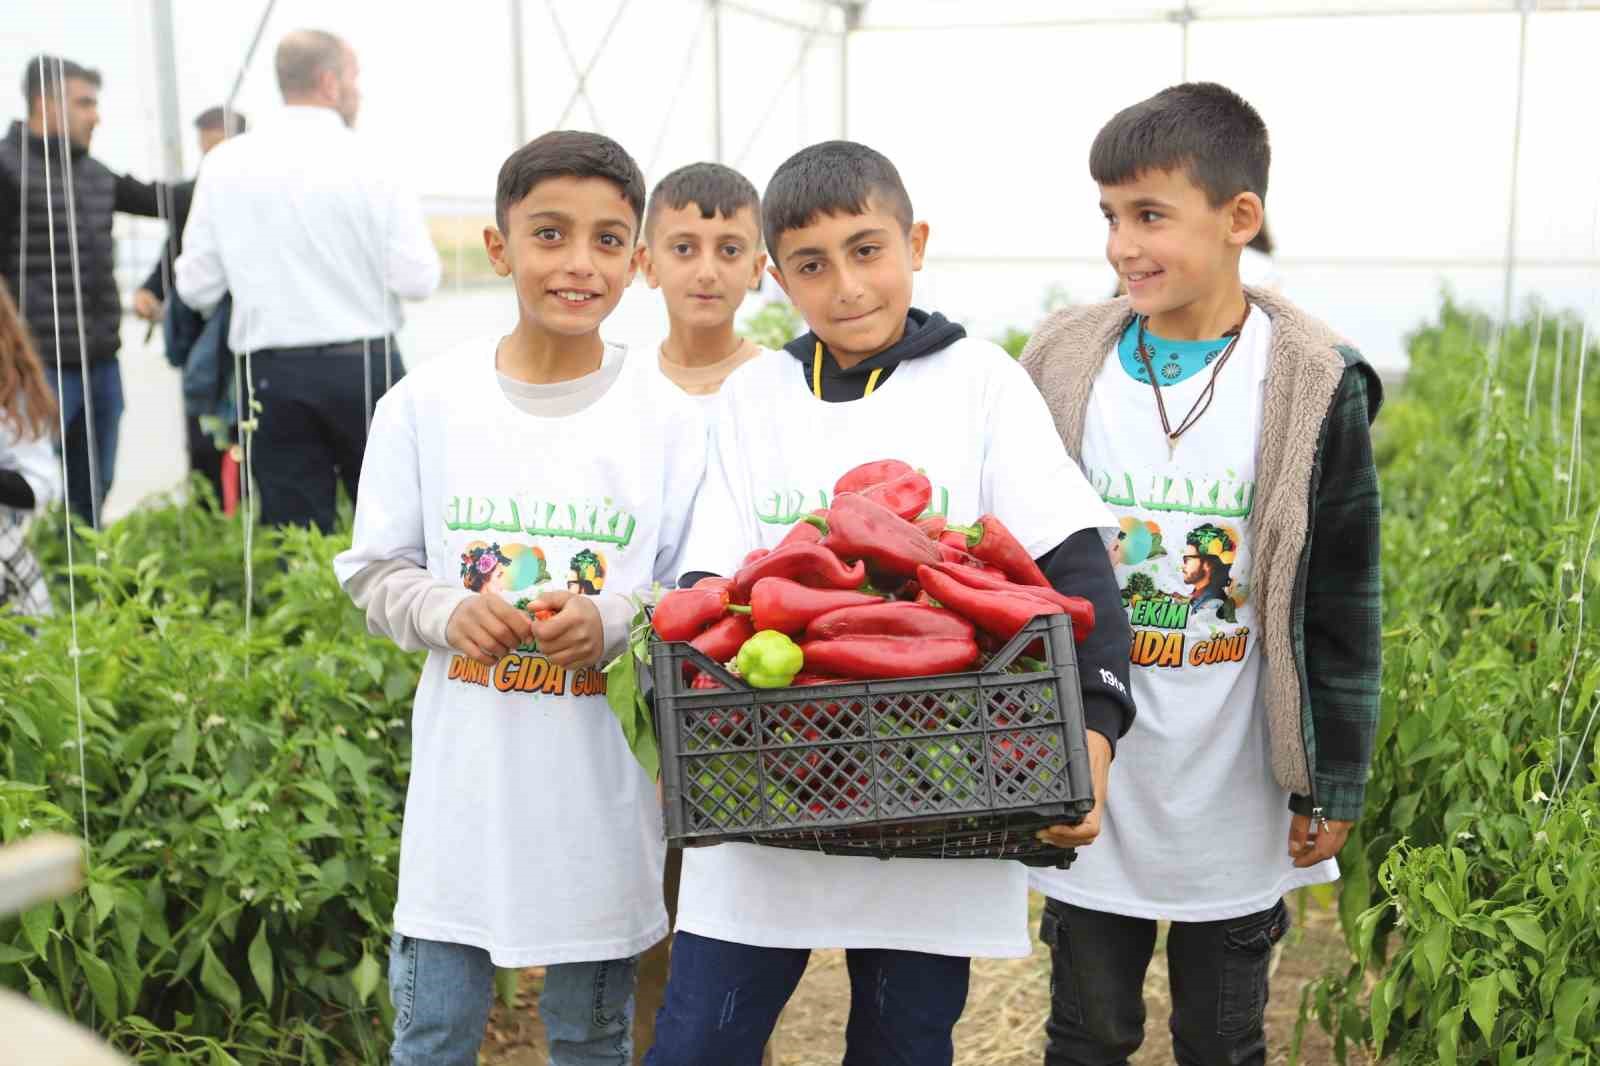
[799,636,979,679]
[916,514,948,539]
[652,586,732,641]
[805,493,942,582]
[859,470,933,522]
[927,562,1095,639]
[732,542,867,602]
[741,547,771,569]
[916,565,1062,643]
[689,612,756,669]
[791,672,851,687]
[804,601,975,643]
[943,514,1051,588]
[778,509,828,548]
[692,575,734,593]
[745,578,883,635]
[834,459,915,496]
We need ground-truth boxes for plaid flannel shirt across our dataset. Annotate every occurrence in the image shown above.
[0,509,51,617]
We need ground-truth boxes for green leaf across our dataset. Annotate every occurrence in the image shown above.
[88,882,116,928]
[1420,922,1451,986]
[248,922,274,1004]
[173,716,198,773]
[1370,974,1394,1052]
[351,948,380,1005]
[75,944,119,1019]
[0,943,36,964]
[1422,882,1458,923]
[1553,977,1594,1040]
[1469,972,1501,1039]
[200,943,242,1014]
[333,736,370,798]
[19,902,51,959]
[604,647,659,779]
[1436,1004,1465,1066]
[1503,914,1547,955]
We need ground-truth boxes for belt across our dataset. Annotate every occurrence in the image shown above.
[255,336,397,357]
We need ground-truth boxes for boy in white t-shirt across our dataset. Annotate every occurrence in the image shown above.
[631,160,777,1066]
[644,141,1136,1066]
[1020,83,1382,1064]
[334,131,707,1066]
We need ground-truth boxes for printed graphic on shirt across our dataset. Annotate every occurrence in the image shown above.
[446,495,631,699]
[755,484,951,525]
[1092,465,1256,673]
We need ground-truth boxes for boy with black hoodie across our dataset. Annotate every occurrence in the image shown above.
[645,141,1135,1066]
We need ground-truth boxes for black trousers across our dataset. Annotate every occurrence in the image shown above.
[184,413,226,506]
[247,342,403,531]
[1039,897,1290,1066]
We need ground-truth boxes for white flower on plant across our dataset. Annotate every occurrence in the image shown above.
[1532,788,1551,804]
[18,818,31,830]
[1563,560,1577,572]
[60,739,76,750]
[1456,830,1475,841]
[365,728,380,740]
[1500,552,1515,563]
[1534,830,1549,845]
[1549,681,1562,693]
[143,837,165,850]
[333,725,348,737]
[96,550,108,563]
[171,691,188,705]
[1557,471,1571,483]
[64,774,81,786]
[202,714,227,731]
[1570,592,1584,604]
[285,897,303,914]
[224,816,247,831]
[248,801,270,815]
[239,886,256,902]
[386,718,405,730]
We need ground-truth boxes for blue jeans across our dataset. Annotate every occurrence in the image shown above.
[388,933,638,1066]
[51,360,124,523]
[644,932,971,1066]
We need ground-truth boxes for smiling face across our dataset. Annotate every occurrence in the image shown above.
[1100,166,1260,333]
[768,198,928,366]
[639,202,765,330]
[484,175,639,337]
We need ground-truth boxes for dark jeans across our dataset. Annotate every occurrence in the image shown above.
[1040,897,1290,1066]
[185,413,226,506]
[248,342,402,531]
[644,932,970,1066]
[52,360,124,523]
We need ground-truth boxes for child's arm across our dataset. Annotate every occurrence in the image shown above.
[1292,362,1382,865]
[0,429,61,512]
[671,386,759,584]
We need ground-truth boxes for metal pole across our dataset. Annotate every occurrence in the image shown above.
[1179,2,1193,81]
[839,3,861,139]
[149,0,185,179]
[226,0,278,114]
[711,0,723,161]
[510,0,529,144]
[1500,0,1532,327]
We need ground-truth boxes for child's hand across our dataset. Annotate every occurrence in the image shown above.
[1289,814,1352,867]
[1036,730,1113,849]
[446,593,536,666]
[527,590,604,668]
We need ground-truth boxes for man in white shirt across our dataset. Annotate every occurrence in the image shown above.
[175,29,441,530]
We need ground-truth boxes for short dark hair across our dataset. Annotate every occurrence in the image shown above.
[644,162,761,244]
[21,55,101,108]
[1090,82,1270,207]
[494,130,646,236]
[761,140,913,257]
[275,29,346,97]
[194,107,247,135]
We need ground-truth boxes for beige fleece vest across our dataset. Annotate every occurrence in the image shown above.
[1019,287,1349,799]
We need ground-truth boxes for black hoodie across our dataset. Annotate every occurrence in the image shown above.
[770,307,1136,750]
[783,307,967,402]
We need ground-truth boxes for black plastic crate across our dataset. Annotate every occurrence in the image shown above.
[651,614,1093,869]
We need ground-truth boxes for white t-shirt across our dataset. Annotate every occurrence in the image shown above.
[333,342,706,967]
[677,338,1114,958]
[1030,307,1337,923]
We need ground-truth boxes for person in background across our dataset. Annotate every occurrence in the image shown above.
[0,55,175,524]
[176,29,441,531]
[132,106,246,506]
[0,282,61,615]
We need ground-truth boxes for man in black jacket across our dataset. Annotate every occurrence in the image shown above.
[132,106,245,506]
[0,55,175,524]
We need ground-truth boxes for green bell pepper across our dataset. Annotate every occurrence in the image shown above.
[735,630,804,689]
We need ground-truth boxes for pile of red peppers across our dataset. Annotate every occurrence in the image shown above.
[652,458,1095,683]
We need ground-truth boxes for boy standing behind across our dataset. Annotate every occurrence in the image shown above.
[1021,83,1382,1065]
[334,131,706,1066]
[630,160,775,1064]
[647,141,1135,1066]
[637,162,769,398]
